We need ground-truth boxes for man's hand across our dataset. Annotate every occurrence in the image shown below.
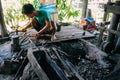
[19,28,27,32]
[32,33,39,39]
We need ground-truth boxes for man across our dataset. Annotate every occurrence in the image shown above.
[21,3,57,41]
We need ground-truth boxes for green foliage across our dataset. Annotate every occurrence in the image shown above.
[3,0,40,30]
[4,0,81,29]
[57,0,80,22]
[33,0,40,9]
[5,6,25,29]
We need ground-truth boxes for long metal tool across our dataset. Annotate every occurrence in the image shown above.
[52,47,84,80]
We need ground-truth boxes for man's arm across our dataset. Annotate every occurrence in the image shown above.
[37,18,51,35]
[21,19,33,32]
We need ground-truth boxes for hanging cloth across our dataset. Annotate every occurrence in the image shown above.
[39,2,57,14]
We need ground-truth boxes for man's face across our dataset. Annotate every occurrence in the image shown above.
[26,12,34,18]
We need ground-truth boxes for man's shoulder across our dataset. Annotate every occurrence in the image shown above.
[36,9,53,20]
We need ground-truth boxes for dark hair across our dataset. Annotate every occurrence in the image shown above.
[22,3,35,14]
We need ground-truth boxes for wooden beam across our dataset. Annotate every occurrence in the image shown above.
[27,48,49,80]
[0,0,8,37]
[81,0,88,18]
[106,2,120,14]
[106,1,120,44]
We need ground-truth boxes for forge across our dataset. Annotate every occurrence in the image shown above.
[19,38,110,80]
[0,26,112,80]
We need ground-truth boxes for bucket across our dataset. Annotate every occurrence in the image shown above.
[11,35,19,45]
[11,35,20,51]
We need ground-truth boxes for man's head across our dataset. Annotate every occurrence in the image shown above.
[22,4,35,18]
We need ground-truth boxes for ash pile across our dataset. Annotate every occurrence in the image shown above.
[20,33,112,80]
[0,31,113,80]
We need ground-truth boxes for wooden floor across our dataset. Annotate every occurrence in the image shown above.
[28,26,95,45]
[56,26,95,40]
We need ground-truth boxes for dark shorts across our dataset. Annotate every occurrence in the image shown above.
[33,19,54,34]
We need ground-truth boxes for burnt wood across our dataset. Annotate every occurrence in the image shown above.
[52,47,84,80]
[44,50,69,80]
[27,48,49,80]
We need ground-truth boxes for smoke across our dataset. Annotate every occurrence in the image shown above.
[0,42,12,59]
[81,39,109,68]
[0,42,11,53]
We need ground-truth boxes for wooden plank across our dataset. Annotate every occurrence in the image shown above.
[44,51,69,80]
[27,48,49,80]
[27,26,95,45]
[56,26,95,39]
[0,37,10,42]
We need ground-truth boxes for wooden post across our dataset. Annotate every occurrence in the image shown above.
[86,9,92,18]
[114,23,120,52]
[0,0,8,37]
[103,4,108,21]
[106,1,120,43]
[103,0,111,21]
[97,0,111,46]
[114,37,120,52]
[81,0,88,18]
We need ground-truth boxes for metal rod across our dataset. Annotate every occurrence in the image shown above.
[13,56,28,80]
